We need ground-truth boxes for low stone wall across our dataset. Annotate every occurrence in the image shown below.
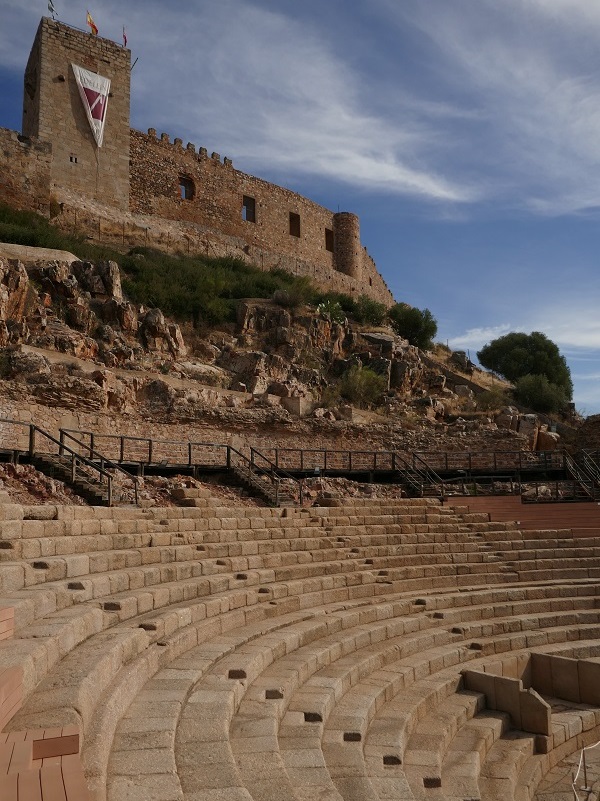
[463,652,600,737]
[462,669,550,735]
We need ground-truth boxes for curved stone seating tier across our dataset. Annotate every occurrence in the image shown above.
[0,497,600,801]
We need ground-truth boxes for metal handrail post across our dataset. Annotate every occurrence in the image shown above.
[29,425,35,457]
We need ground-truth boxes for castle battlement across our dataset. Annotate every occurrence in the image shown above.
[0,16,394,306]
[144,128,233,167]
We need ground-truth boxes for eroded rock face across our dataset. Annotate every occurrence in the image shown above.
[29,373,107,411]
[7,348,51,377]
[0,256,572,444]
[0,259,30,322]
[139,309,187,358]
[101,300,138,333]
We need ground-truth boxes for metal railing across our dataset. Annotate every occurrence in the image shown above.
[412,450,566,473]
[0,418,115,505]
[231,447,303,506]
[391,451,445,499]
[441,475,518,497]
[61,429,231,470]
[564,454,598,500]
[577,451,600,488]
[59,429,140,506]
[250,447,304,505]
[267,447,397,472]
[2,420,584,507]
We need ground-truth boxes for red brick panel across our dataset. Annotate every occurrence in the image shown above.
[0,606,15,641]
[0,667,24,732]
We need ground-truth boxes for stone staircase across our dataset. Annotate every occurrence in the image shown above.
[0,495,599,800]
[30,453,111,505]
[231,464,296,506]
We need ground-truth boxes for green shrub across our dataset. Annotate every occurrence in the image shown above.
[354,295,387,326]
[315,291,357,317]
[476,386,511,411]
[316,300,346,324]
[513,374,569,414]
[338,365,387,407]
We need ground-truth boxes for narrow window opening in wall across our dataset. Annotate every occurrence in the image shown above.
[179,176,195,200]
[242,195,256,223]
[325,228,334,252]
[69,154,78,164]
[369,277,372,286]
[289,212,301,238]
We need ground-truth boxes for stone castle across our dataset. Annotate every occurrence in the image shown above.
[0,17,394,305]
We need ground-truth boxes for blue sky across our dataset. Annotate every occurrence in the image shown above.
[2,0,600,413]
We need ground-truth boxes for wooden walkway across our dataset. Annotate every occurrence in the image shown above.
[454,495,600,535]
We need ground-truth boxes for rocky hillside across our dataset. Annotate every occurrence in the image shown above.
[0,245,570,456]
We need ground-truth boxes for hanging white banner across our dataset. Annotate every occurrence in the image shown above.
[71,63,110,147]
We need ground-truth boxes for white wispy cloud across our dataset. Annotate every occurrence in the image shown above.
[125,1,475,202]
[448,324,514,352]
[380,0,600,214]
[0,0,478,203]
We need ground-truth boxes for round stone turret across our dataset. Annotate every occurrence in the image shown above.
[333,212,361,281]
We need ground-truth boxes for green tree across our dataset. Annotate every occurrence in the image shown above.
[477,332,572,399]
[387,304,437,349]
[513,374,569,414]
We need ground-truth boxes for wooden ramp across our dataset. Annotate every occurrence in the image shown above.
[452,495,600,535]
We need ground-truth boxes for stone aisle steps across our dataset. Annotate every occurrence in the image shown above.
[296,623,600,801]
[105,588,600,800]
[2,496,600,801]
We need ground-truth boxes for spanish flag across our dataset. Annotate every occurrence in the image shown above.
[86,11,98,35]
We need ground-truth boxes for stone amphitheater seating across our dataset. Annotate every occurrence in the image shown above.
[1,495,600,801]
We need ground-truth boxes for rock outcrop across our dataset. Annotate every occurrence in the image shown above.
[0,252,572,452]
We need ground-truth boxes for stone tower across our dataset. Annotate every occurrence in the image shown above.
[22,17,131,210]
[333,212,362,281]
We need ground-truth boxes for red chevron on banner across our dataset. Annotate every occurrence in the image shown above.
[72,63,110,147]
[83,88,107,122]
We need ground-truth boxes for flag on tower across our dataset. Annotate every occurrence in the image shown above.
[86,11,98,35]
[48,0,56,19]
[122,26,128,47]
[72,63,110,147]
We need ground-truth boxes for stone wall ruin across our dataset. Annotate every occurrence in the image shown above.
[0,17,394,306]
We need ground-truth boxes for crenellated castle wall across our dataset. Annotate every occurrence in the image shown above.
[128,129,393,304]
[0,17,395,307]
